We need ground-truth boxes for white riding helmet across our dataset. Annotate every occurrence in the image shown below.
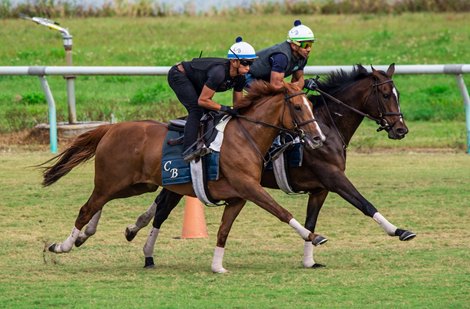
[227,37,257,60]
[287,20,315,43]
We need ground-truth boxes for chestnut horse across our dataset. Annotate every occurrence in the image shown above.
[124,64,415,269]
[40,81,326,272]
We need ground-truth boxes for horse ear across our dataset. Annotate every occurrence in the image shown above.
[370,65,377,73]
[387,63,395,77]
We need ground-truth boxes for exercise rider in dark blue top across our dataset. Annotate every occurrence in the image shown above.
[167,37,257,162]
[246,20,318,91]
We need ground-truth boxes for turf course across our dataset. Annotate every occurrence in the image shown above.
[0,151,468,307]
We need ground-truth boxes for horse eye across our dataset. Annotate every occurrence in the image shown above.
[294,105,302,111]
[383,94,390,99]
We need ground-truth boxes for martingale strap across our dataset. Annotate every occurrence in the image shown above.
[236,118,269,167]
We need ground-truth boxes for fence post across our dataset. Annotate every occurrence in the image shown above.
[63,34,77,124]
[455,74,470,154]
[38,76,58,154]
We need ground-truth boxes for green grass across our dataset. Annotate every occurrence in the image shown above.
[0,13,469,133]
[0,151,469,308]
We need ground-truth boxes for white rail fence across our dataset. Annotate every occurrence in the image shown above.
[1,64,469,153]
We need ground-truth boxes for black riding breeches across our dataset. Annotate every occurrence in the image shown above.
[167,65,204,151]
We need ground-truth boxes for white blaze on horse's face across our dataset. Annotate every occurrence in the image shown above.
[392,86,404,124]
[302,96,326,142]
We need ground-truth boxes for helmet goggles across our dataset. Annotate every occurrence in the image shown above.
[293,40,314,49]
[239,59,255,66]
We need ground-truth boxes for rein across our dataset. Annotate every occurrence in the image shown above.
[234,90,312,166]
[315,88,380,123]
[236,91,312,134]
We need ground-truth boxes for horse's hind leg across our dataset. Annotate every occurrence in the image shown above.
[75,210,102,247]
[125,200,157,242]
[48,190,109,254]
[141,189,183,268]
[302,191,329,268]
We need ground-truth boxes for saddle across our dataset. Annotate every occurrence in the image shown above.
[162,111,230,206]
[167,111,226,154]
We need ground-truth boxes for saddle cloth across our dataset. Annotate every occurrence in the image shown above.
[161,130,220,186]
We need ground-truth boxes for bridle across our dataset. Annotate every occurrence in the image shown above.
[235,90,318,166]
[315,78,403,133]
[237,90,317,138]
[366,79,404,132]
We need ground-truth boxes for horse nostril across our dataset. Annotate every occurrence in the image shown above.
[313,136,323,143]
[397,127,408,135]
[310,135,324,147]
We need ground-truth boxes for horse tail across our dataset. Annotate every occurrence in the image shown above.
[40,124,112,187]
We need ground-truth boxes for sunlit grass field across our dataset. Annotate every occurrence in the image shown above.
[0,150,469,307]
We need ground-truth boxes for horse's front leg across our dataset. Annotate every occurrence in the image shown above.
[238,183,320,243]
[327,169,416,241]
[212,198,246,273]
[141,189,183,268]
[75,210,102,247]
[302,190,329,268]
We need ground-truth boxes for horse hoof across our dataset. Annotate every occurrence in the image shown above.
[144,257,155,268]
[48,243,57,252]
[125,227,137,242]
[212,268,228,274]
[311,263,326,269]
[399,231,416,241]
[312,235,328,246]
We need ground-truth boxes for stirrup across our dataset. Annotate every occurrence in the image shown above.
[183,148,210,162]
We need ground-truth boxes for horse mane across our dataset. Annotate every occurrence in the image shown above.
[237,80,284,109]
[317,64,371,95]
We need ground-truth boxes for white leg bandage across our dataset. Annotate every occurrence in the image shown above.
[136,202,157,229]
[211,246,227,273]
[373,212,397,236]
[84,210,101,236]
[289,218,310,240]
[55,227,80,253]
[303,241,315,268]
[143,227,159,257]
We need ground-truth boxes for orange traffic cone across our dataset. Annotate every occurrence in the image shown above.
[181,196,208,239]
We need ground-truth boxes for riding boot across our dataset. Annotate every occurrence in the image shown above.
[182,109,203,162]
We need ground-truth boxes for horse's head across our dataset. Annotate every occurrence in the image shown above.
[241,80,325,150]
[282,82,325,149]
[367,63,408,139]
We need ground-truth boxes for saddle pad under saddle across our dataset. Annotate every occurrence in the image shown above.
[161,130,220,186]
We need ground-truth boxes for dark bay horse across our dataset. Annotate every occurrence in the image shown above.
[40,81,326,272]
[124,64,415,269]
